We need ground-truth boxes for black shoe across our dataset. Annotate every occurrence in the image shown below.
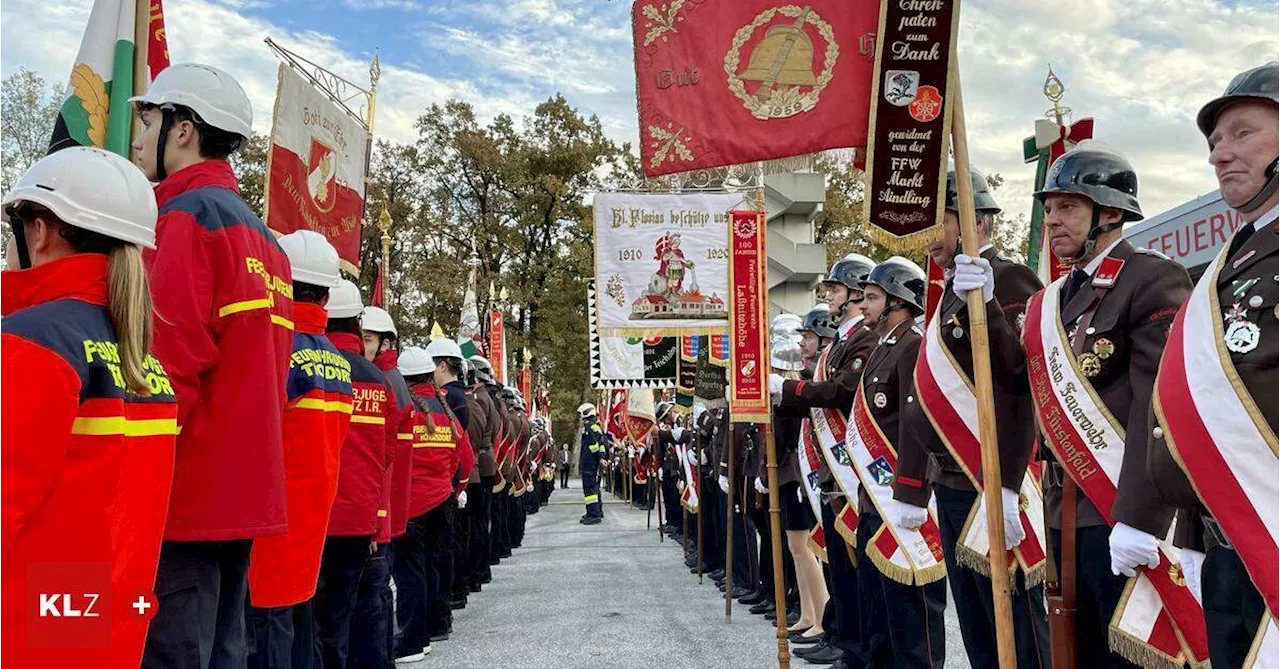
[429,632,449,643]
[790,630,822,645]
[739,590,766,605]
[479,574,492,584]
[787,609,801,626]
[500,550,512,558]
[793,640,829,659]
[469,582,482,593]
[709,569,725,580]
[803,644,842,665]
[488,557,501,566]
[749,600,776,615]
[449,599,466,610]
[827,660,851,669]
[581,516,602,525]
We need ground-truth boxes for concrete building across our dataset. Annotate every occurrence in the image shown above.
[763,171,828,317]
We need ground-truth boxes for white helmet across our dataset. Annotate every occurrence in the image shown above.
[361,306,397,336]
[278,230,340,288]
[2,147,158,249]
[425,338,464,363]
[326,279,364,319]
[398,346,434,376]
[577,403,598,420]
[770,313,803,338]
[129,63,253,138]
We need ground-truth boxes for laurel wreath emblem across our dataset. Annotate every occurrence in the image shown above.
[723,6,839,121]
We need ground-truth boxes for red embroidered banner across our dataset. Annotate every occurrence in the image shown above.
[487,311,505,385]
[728,210,769,422]
[631,0,878,177]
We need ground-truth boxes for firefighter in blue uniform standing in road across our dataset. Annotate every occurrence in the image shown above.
[578,403,608,525]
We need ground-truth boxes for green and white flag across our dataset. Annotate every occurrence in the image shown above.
[458,265,484,358]
[49,0,140,157]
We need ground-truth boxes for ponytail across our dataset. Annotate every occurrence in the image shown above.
[106,243,155,396]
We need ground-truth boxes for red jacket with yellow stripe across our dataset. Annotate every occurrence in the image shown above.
[407,381,473,517]
[144,160,293,541]
[373,351,417,541]
[328,333,393,536]
[248,303,353,607]
[2,254,178,669]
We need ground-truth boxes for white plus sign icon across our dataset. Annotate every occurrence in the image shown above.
[132,596,152,616]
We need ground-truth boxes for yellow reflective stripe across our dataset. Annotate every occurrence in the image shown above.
[293,398,354,414]
[71,416,179,437]
[583,494,599,503]
[271,314,295,330]
[414,443,456,449]
[377,509,388,518]
[350,415,386,425]
[397,433,415,441]
[218,298,273,318]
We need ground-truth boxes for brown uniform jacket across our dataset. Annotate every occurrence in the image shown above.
[778,317,877,415]
[894,248,1042,507]
[859,318,923,514]
[1148,219,1278,548]
[463,388,488,483]
[1041,240,1191,533]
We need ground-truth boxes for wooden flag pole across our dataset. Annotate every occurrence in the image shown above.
[950,64,1017,668]
[724,431,736,620]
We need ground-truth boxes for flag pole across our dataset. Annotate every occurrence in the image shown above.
[724,420,736,621]
[757,162,791,669]
[950,62,1017,667]
[131,0,150,147]
[697,431,705,584]
[377,205,392,307]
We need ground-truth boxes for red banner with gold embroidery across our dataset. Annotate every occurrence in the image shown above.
[487,311,505,385]
[728,210,769,422]
[631,0,878,177]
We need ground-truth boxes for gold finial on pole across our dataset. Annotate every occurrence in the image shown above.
[366,47,381,134]
[378,204,392,306]
[1043,65,1070,126]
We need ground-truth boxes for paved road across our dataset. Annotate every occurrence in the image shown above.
[405,479,969,668]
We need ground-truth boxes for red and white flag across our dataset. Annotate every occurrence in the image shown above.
[265,64,369,273]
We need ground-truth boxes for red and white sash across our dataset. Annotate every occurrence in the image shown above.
[846,381,948,585]
[1024,279,1209,668]
[798,423,827,549]
[915,300,1048,583]
[1154,243,1277,618]
[678,440,701,512]
[808,343,861,547]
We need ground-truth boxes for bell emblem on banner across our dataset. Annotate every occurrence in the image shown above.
[726,6,838,120]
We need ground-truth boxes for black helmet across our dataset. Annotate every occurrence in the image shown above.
[1033,141,1142,222]
[820,253,875,291]
[469,355,495,384]
[862,256,927,316]
[799,304,837,339]
[1197,62,1279,139]
[656,401,673,423]
[945,166,1001,214]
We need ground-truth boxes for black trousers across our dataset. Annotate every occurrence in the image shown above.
[450,495,471,600]
[142,539,253,669]
[490,486,510,560]
[582,467,603,518]
[662,473,681,529]
[702,476,725,572]
[246,600,313,669]
[469,479,493,583]
[857,511,947,669]
[1049,526,1140,668]
[560,468,570,488]
[820,489,864,663]
[934,485,1050,669]
[313,536,370,669]
[393,514,428,657]
[722,484,751,588]
[1204,543,1268,669]
[510,488,526,547]
[350,542,391,669]
[425,500,456,637]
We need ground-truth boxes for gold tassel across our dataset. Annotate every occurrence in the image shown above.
[834,517,859,547]
[1107,626,1186,669]
[865,223,946,255]
[807,535,828,564]
[868,547,916,586]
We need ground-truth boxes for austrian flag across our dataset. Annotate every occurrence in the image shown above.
[265,64,369,273]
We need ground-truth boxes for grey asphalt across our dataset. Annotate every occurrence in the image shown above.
[404,479,969,668]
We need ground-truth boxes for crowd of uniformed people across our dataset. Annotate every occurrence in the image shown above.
[1,63,561,669]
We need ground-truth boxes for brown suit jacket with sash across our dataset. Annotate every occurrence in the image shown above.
[894,247,1043,507]
[1148,219,1279,549]
[857,318,922,515]
[1043,239,1192,532]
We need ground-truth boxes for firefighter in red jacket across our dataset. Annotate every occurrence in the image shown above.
[245,230,353,669]
[130,64,293,669]
[392,341,474,662]
[316,280,393,668]
[2,147,178,669]
[352,305,414,668]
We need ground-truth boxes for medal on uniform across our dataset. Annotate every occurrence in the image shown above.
[852,358,863,371]
[873,392,888,409]
[1223,302,1261,353]
[1092,338,1115,360]
[1078,352,1102,377]
[951,326,964,339]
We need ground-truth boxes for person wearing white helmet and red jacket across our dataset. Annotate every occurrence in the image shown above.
[315,281,393,669]
[1,147,178,669]
[351,306,415,669]
[245,231,354,669]
[131,64,294,669]
[392,340,473,662]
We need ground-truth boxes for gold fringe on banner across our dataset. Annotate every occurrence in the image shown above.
[807,528,829,564]
[867,527,949,586]
[1107,579,1199,669]
[953,504,1046,588]
[833,511,858,547]
[865,222,946,255]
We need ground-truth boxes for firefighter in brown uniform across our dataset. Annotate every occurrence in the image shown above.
[1028,142,1192,668]
[855,257,948,669]
[891,167,1049,667]
[1147,62,1278,668]
[464,357,499,589]
[769,254,877,668]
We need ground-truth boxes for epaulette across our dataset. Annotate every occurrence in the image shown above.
[1134,247,1172,261]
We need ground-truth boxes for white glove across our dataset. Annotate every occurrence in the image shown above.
[769,373,784,401]
[1001,487,1026,550]
[700,451,708,466]
[886,498,928,531]
[658,468,664,481]
[672,426,685,441]
[754,477,768,495]
[953,254,995,304]
[1109,522,1162,577]
[796,487,804,503]
[718,474,730,494]
[1180,548,1206,604]
[627,445,635,458]
[686,450,697,466]
[457,490,468,509]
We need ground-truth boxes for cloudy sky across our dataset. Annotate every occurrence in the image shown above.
[3,0,1276,224]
